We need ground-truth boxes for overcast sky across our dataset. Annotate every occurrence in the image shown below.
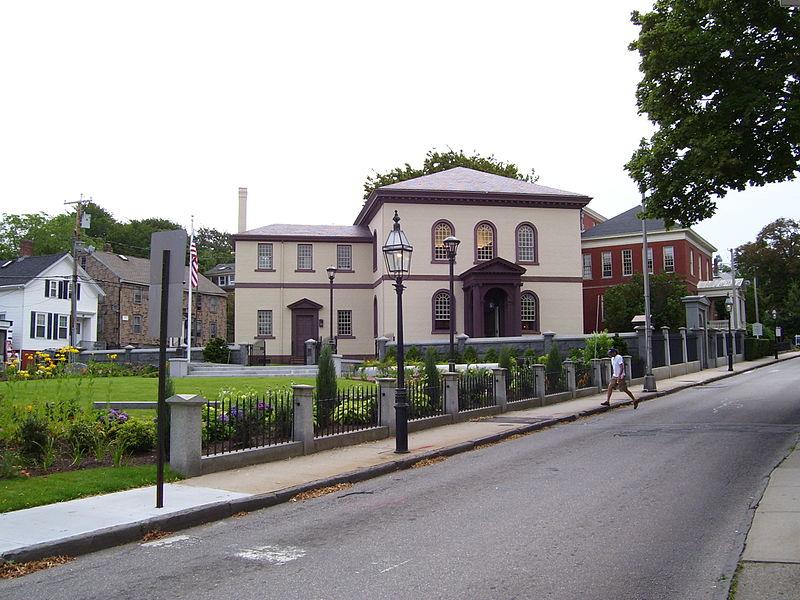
[1,1,797,257]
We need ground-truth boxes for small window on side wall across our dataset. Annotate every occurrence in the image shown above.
[521,292,539,333]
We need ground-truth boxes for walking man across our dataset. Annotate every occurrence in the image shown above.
[601,348,638,409]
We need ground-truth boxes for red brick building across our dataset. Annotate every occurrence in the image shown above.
[581,206,716,333]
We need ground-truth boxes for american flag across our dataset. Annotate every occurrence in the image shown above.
[189,237,199,288]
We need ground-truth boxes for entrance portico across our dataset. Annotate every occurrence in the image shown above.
[460,257,525,338]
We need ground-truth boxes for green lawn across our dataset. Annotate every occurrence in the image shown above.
[0,465,183,513]
[1,375,371,409]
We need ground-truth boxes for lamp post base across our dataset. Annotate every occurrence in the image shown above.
[643,375,657,392]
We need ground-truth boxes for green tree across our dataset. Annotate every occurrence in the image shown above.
[604,272,689,332]
[626,1,799,227]
[735,218,800,319]
[316,344,337,401]
[110,217,183,257]
[194,227,234,272]
[363,148,539,198]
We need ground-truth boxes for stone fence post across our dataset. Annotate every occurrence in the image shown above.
[623,356,632,383]
[602,357,612,386]
[563,359,576,398]
[456,333,469,357]
[375,336,389,361]
[661,327,671,367]
[493,368,507,411]
[292,384,315,454]
[167,394,207,477]
[543,331,556,354]
[691,327,706,369]
[533,363,546,405]
[377,377,397,434]
[590,358,603,393]
[443,372,460,415]
[679,327,688,372]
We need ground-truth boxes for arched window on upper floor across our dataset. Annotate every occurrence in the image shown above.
[475,222,496,262]
[516,223,538,264]
[432,221,454,262]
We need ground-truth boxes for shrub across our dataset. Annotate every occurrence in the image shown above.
[499,347,516,372]
[545,343,562,373]
[203,338,230,364]
[66,418,103,455]
[332,398,376,425]
[316,345,337,401]
[15,413,50,460]
[405,345,421,363]
[463,346,479,364]
[483,348,498,363]
[116,419,156,453]
[423,347,440,385]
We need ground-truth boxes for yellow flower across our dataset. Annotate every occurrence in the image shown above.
[25,405,33,411]
[110,354,118,360]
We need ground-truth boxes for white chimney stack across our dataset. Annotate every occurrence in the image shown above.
[238,187,247,233]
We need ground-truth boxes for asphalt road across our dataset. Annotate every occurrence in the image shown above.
[5,362,800,600]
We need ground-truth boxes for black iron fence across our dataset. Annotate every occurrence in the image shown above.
[408,376,445,420]
[574,361,594,389]
[314,385,379,437]
[508,365,536,402]
[544,370,567,395]
[458,369,496,411]
[203,390,293,456]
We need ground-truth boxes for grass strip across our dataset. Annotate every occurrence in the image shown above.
[0,465,183,513]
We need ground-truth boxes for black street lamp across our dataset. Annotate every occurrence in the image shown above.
[726,296,734,371]
[326,266,337,353]
[443,235,460,372]
[382,210,413,454]
[772,309,778,359]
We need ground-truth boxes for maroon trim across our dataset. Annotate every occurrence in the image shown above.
[430,219,456,264]
[254,268,276,272]
[372,230,378,273]
[238,282,374,289]
[515,222,539,265]
[520,276,582,283]
[337,335,356,340]
[473,221,497,263]
[234,234,372,243]
[295,269,316,273]
[254,335,275,339]
[355,188,592,226]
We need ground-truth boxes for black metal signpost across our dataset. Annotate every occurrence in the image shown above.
[149,230,187,508]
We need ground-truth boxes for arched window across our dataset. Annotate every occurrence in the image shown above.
[433,290,450,332]
[432,221,454,261]
[516,223,537,263]
[521,291,539,333]
[475,222,495,261]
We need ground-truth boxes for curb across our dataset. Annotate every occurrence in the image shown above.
[4,354,796,563]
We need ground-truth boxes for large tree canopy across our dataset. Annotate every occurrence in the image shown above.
[626,1,799,227]
[604,272,689,333]
[735,217,800,318]
[363,148,538,198]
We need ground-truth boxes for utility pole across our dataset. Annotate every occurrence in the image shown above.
[64,194,91,349]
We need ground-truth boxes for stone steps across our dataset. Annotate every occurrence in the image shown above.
[185,363,318,378]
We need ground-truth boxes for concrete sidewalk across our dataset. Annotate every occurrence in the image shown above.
[1,353,798,597]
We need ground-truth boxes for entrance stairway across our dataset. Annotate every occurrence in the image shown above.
[186,362,319,378]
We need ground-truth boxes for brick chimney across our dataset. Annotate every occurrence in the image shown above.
[20,239,33,258]
[238,187,247,233]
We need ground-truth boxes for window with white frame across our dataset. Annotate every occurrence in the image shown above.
[602,252,612,278]
[210,322,217,338]
[257,309,273,336]
[35,313,46,338]
[517,224,535,262]
[600,295,605,320]
[257,243,273,269]
[622,249,633,276]
[647,247,654,274]
[433,222,453,260]
[582,254,592,279]
[58,315,68,339]
[521,292,539,332]
[133,315,142,334]
[133,287,143,304]
[476,223,494,261]
[690,249,695,276]
[433,291,450,331]
[337,309,352,336]
[210,296,218,313]
[297,244,313,270]
[47,280,58,297]
[337,245,352,270]
[664,246,675,272]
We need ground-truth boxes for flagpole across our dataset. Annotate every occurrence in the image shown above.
[187,216,194,366]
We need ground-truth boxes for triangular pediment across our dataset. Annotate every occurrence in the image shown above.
[459,257,526,278]
[287,298,323,310]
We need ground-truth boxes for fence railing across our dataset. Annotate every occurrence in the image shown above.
[408,376,444,420]
[545,370,567,395]
[458,369,496,411]
[508,365,536,402]
[203,391,294,456]
[314,386,379,437]
[574,361,593,389]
